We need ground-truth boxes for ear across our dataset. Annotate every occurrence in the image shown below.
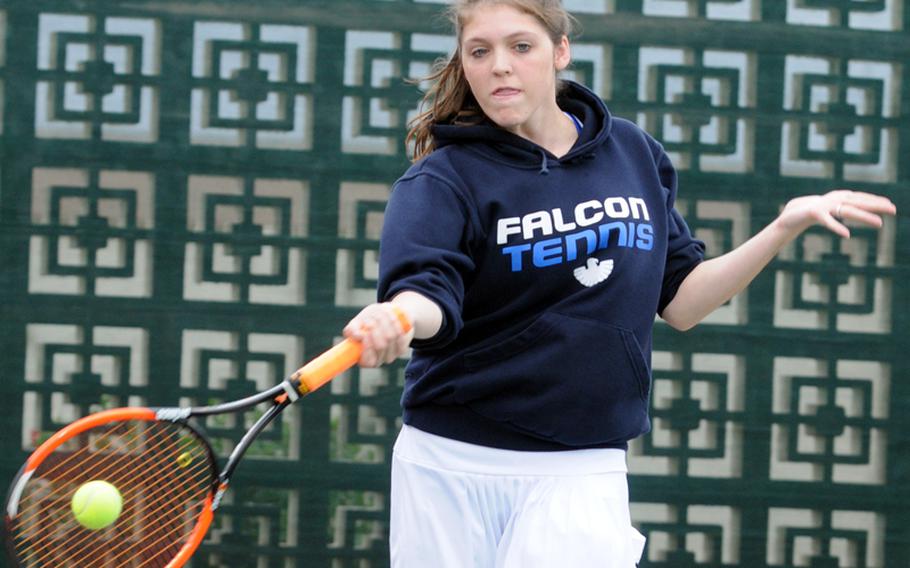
[554,35,571,71]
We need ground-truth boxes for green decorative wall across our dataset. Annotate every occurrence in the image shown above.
[0,0,906,566]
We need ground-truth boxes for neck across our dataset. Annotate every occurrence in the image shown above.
[509,104,579,158]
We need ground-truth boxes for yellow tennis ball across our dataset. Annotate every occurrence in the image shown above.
[177,451,194,468]
[71,480,123,530]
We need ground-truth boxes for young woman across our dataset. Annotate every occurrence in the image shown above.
[342,1,897,566]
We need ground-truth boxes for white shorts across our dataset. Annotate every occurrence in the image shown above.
[390,425,646,568]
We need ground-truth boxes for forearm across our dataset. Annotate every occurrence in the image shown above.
[661,218,797,330]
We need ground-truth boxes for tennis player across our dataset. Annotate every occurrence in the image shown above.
[343,1,897,566]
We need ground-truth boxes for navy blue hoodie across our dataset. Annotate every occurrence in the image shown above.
[378,81,704,451]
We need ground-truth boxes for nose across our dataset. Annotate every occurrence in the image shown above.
[491,49,512,75]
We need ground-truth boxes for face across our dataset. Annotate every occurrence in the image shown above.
[459,4,570,136]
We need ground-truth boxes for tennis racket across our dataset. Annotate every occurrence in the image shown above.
[4,309,410,567]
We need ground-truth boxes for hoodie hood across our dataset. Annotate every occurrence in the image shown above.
[430,80,613,172]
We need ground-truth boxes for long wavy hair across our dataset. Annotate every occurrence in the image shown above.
[406,0,577,161]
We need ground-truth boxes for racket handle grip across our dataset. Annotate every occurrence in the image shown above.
[293,306,412,395]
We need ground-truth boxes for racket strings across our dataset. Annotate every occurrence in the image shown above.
[18,456,205,565]
[15,423,157,563]
[31,423,210,567]
[36,447,212,568]
[16,421,212,567]
[16,422,207,564]
[14,433,192,567]
[107,459,213,568]
[14,421,162,528]
[10,420,216,567]
[28,462,211,568]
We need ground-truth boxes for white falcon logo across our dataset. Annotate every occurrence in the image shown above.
[573,257,613,287]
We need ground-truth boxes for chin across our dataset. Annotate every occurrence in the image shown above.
[485,110,527,131]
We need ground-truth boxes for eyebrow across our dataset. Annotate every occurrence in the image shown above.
[462,31,539,44]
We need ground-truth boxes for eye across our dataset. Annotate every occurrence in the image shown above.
[515,42,532,53]
[470,47,488,58]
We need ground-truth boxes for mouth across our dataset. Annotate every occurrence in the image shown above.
[492,87,521,98]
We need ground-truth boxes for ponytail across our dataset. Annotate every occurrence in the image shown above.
[406,51,485,162]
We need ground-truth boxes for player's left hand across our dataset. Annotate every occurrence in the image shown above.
[775,189,897,238]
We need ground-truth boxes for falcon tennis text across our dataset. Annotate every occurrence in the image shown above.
[497,196,654,271]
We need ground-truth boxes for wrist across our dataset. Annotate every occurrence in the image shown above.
[770,212,808,243]
[387,302,415,333]
[390,290,442,340]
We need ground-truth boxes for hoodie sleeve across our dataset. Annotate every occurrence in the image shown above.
[655,149,706,315]
[377,171,476,349]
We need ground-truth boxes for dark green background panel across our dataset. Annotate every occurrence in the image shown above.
[0,1,907,566]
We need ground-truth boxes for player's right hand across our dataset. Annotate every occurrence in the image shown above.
[343,302,415,367]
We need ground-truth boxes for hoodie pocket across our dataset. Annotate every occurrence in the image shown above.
[461,312,651,446]
[462,314,558,369]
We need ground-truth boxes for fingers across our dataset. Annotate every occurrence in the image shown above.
[343,303,414,368]
[780,190,896,242]
[822,210,851,239]
[826,190,897,237]
[828,190,897,216]
[837,204,886,227]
